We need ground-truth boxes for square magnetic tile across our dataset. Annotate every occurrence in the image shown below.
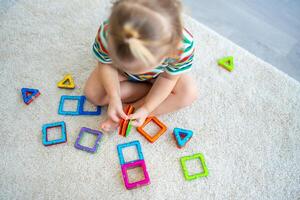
[74,127,103,153]
[137,116,167,143]
[78,96,101,115]
[42,121,67,146]
[121,159,150,190]
[180,153,209,181]
[58,95,81,115]
[117,140,144,165]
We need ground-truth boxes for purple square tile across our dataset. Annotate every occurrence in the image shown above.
[74,127,103,153]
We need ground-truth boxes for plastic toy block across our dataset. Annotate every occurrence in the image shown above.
[57,74,75,89]
[78,96,101,115]
[125,120,133,137]
[74,127,103,153]
[173,128,193,148]
[136,116,167,143]
[122,105,135,136]
[121,159,150,190]
[118,105,131,135]
[218,56,234,71]
[118,105,135,137]
[42,121,67,146]
[58,95,81,115]
[121,106,135,137]
[21,88,40,105]
[180,153,209,181]
[117,140,144,165]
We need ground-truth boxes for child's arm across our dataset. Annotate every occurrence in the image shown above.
[129,72,180,126]
[144,72,180,113]
[98,62,127,122]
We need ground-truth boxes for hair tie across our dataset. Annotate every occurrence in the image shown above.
[123,23,139,39]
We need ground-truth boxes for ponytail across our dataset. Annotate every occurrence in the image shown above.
[123,23,156,66]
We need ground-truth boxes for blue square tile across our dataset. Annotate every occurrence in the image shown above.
[78,96,101,115]
[58,95,81,115]
[117,140,144,165]
[42,121,67,146]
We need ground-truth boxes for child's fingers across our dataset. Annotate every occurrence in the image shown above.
[118,110,128,120]
[128,113,139,120]
[130,120,140,127]
[131,119,144,127]
[109,113,120,123]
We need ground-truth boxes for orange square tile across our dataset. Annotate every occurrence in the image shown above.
[137,116,167,143]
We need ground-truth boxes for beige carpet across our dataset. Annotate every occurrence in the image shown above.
[1,0,299,199]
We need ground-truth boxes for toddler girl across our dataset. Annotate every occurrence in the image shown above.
[84,0,198,131]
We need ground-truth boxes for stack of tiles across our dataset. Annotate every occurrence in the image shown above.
[118,105,135,137]
[58,95,101,116]
[117,141,150,190]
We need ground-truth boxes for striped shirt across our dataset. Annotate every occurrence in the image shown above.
[92,20,195,81]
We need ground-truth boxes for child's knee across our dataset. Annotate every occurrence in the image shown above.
[83,86,97,104]
[182,89,198,106]
[84,85,107,106]
[177,82,198,107]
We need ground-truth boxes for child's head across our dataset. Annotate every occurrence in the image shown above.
[108,0,183,74]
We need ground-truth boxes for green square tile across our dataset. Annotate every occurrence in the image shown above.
[180,153,209,181]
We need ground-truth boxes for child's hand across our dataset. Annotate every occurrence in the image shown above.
[107,97,127,123]
[128,106,150,127]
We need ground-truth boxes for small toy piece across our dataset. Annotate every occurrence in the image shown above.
[125,120,133,137]
[118,105,135,137]
[180,153,209,181]
[79,96,101,115]
[58,95,81,115]
[74,127,103,153]
[218,56,234,71]
[21,88,40,105]
[121,159,150,190]
[117,140,150,190]
[42,121,67,146]
[173,128,193,148]
[136,116,167,143]
[58,95,101,116]
[118,106,131,136]
[57,74,75,89]
[117,140,144,165]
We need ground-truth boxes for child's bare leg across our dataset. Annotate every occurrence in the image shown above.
[84,66,152,105]
[84,66,152,131]
[132,74,198,116]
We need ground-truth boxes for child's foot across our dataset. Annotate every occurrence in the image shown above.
[100,118,119,132]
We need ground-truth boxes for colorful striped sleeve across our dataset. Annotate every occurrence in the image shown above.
[165,28,195,75]
[92,20,112,64]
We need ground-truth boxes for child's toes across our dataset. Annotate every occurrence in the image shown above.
[100,124,109,132]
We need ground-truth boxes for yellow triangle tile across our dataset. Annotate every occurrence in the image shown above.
[57,74,75,89]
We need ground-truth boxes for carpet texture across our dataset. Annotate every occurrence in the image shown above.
[1,0,299,199]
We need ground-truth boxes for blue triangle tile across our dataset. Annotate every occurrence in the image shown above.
[21,88,40,105]
[173,128,193,148]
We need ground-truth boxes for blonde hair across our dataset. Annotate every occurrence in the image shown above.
[109,0,183,66]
